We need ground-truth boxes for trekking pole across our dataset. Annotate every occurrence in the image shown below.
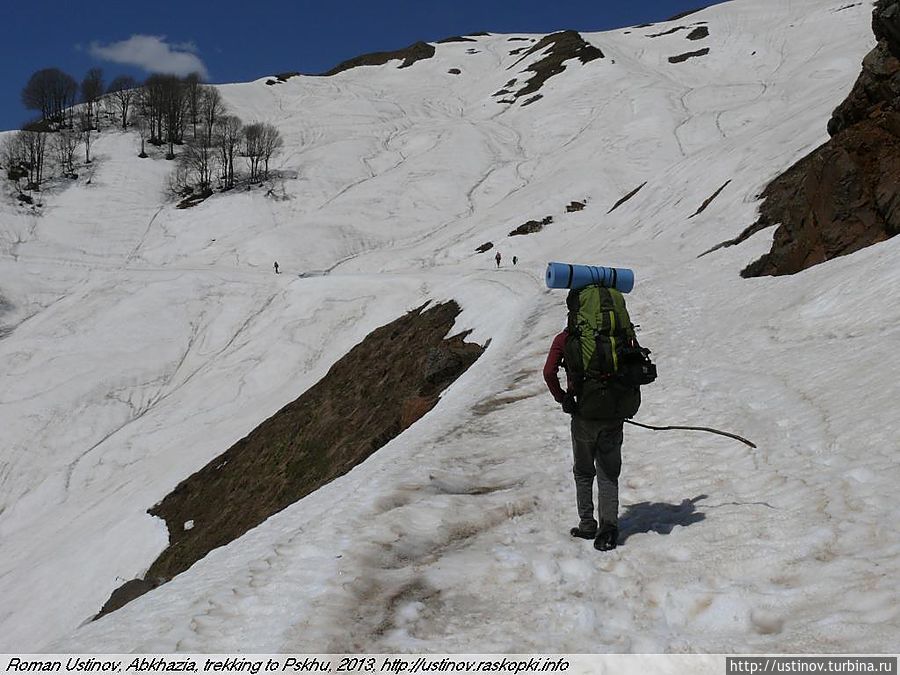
[625,419,757,448]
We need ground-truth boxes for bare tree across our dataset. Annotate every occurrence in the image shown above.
[180,139,215,192]
[134,110,150,158]
[243,122,265,182]
[143,74,187,159]
[177,85,226,194]
[216,115,243,189]
[21,68,78,125]
[18,126,49,189]
[142,75,167,144]
[259,123,283,180]
[198,86,224,146]
[81,68,104,130]
[107,75,137,129]
[242,122,283,183]
[53,127,81,176]
[79,111,93,164]
[1,134,28,182]
[183,72,203,139]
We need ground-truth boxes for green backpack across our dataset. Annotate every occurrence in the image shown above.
[563,284,654,420]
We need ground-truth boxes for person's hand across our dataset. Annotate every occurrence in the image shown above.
[561,393,577,415]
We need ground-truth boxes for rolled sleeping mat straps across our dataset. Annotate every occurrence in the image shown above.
[545,262,635,293]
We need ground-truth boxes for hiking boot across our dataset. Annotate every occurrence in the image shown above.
[570,520,598,539]
[570,526,597,539]
[594,526,618,551]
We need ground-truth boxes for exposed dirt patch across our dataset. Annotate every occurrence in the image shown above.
[323,42,436,75]
[690,180,731,218]
[510,31,604,99]
[508,215,552,236]
[717,0,900,275]
[608,182,648,213]
[471,393,539,417]
[669,48,710,63]
[97,301,484,616]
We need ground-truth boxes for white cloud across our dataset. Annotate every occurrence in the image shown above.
[89,35,209,79]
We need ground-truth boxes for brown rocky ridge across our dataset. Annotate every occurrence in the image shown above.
[717,0,900,276]
[323,41,436,76]
[96,301,483,618]
[509,31,604,100]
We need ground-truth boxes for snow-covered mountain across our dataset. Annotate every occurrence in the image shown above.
[2,0,898,653]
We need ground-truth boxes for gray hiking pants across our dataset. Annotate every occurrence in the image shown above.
[571,415,623,530]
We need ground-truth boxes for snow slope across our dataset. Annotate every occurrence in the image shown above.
[1,0,897,653]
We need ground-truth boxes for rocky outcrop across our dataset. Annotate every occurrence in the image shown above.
[508,215,553,236]
[608,182,647,214]
[690,180,731,218]
[323,41,436,75]
[741,0,900,276]
[98,301,483,616]
[511,31,604,100]
[687,26,710,40]
[669,48,710,63]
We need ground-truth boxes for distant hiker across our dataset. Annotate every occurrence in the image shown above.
[543,284,651,552]
[274,261,280,274]
[512,256,518,266]
[495,251,502,268]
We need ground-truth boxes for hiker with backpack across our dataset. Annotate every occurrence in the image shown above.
[543,284,654,551]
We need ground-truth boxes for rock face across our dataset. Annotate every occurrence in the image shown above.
[99,301,483,615]
[511,31,604,100]
[742,0,900,276]
[323,41,436,76]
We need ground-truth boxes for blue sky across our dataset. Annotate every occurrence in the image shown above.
[0,0,726,132]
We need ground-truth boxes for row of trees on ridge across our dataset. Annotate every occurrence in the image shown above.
[2,67,283,198]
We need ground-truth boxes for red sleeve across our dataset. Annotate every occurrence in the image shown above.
[543,331,569,403]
